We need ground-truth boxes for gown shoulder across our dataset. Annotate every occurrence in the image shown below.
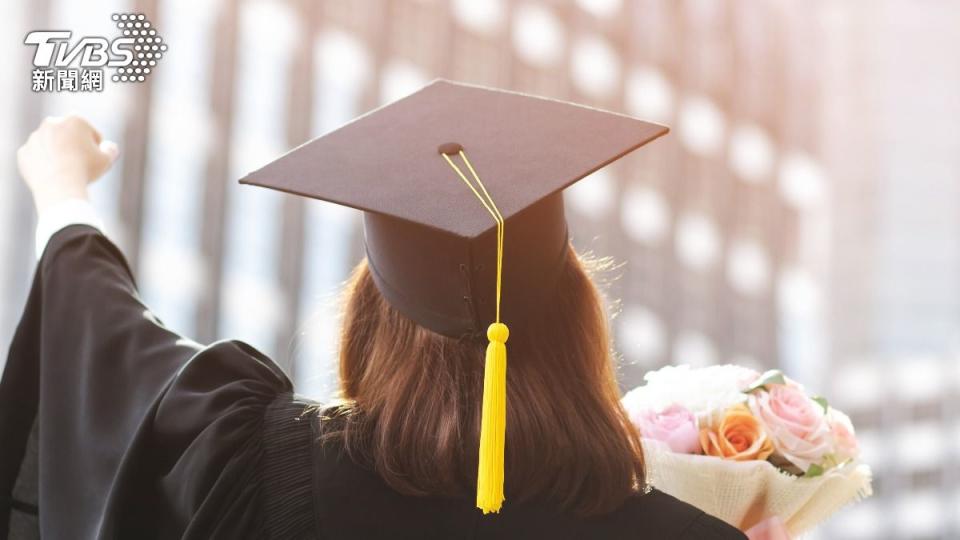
[607,487,748,540]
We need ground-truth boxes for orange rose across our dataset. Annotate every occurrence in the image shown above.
[699,404,774,461]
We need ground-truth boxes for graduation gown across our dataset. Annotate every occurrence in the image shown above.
[0,225,746,539]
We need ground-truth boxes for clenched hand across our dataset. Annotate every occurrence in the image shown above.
[17,115,119,213]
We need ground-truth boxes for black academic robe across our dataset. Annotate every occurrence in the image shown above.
[0,225,746,539]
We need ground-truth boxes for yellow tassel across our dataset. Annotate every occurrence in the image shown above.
[439,148,510,514]
[477,322,509,514]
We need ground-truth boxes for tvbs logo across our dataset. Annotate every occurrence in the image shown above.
[25,13,167,92]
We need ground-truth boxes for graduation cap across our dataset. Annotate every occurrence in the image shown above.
[240,79,668,514]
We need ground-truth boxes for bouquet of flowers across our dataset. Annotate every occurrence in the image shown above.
[622,365,872,537]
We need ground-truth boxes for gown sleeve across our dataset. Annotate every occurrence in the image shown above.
[0,225,293,539]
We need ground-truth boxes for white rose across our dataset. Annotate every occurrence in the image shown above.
[622,364,760,418]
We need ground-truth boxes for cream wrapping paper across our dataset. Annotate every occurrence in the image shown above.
[642,439,873,537]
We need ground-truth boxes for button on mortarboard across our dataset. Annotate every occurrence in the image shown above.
[438,142,463,155]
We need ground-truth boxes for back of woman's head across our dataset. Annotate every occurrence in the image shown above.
[331,244,645,517]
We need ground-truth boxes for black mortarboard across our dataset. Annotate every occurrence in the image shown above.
[240,79,667,338]
[240,79,668,513]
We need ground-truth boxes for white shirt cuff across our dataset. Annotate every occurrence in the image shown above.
[35,198,105,260]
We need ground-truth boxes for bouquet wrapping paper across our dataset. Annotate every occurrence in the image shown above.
[643,440,872,535]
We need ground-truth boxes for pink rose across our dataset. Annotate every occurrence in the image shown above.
[632,404,702,454]
[827,409,860,462]
[748,384,831,472]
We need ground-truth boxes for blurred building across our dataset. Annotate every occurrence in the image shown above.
[4,1,958,539]
[820,2,960,539]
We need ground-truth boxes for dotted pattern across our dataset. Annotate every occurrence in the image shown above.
[111,13,167,83]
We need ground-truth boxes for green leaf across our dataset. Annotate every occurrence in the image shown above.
[744,370,786,394]
[820,453,840,470]
[804,463,824,478]
[812,395,829,414]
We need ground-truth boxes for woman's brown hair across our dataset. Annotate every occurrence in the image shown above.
[325,244,645,517]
